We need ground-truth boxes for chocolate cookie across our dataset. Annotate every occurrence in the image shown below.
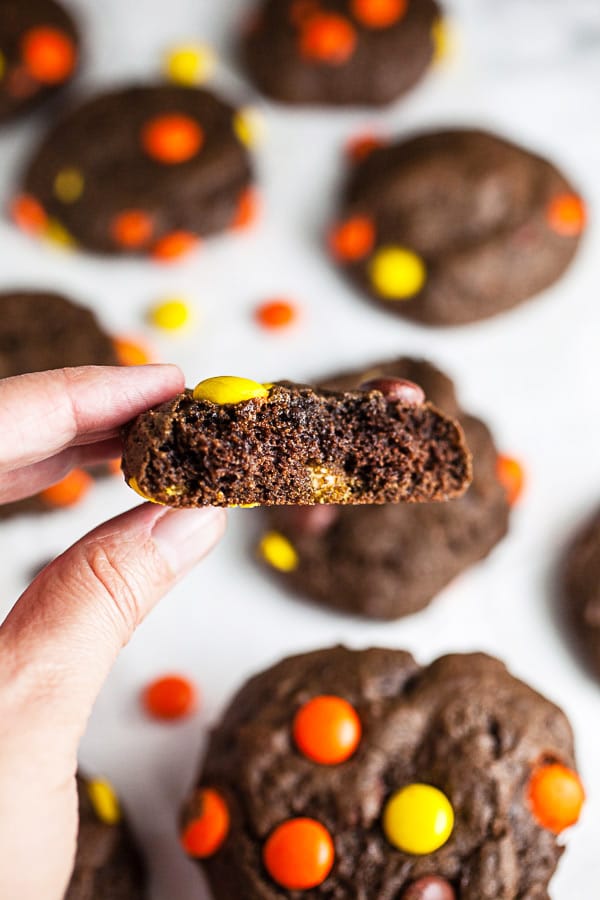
[183,646,584,899]
[329,129,586,325]
[0,0,79,124]
[14,84,254,258]
[563,506,600,680]
[260,358,511,619]
[121,375,471,507]
[242,0,442,107]
[66,775,145,900]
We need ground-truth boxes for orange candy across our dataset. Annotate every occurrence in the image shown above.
[547,194,586,237]
[255,298,297,330]
[107,457,123,477]
[347,133,385,162]
[232,187,260,230]
[528,763,584,834]
[143,674,197,721]
[21,26,76,84]
[110,210,154,248]
[141,114,204,164]
[11,194,48,235]
[40,469,93,508]
[299,14,357,65]
[181,788,230,858]
[496,454,525,507]
[351,0,408,29]
[114,336,153,367]
[329,216,375,261]
[151,231,198,262]
[293,695,362,765]
[263,818,335,889]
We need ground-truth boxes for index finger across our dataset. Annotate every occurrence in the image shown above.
[0,365,184,473]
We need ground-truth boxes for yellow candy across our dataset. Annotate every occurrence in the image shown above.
[432,18,454,64]
[87,779,121,826]
[233,107,264,148]
[369,246,426,300]
[383,784,454,855]
[193,376,270,405]
[45,218,76,249]
[149,297,192,332]
[54,167,84,203]
[128,477,164,505]
[164,44,216,86]
[259,531,299,572]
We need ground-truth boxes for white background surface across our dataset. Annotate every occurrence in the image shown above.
[1,1,599,897]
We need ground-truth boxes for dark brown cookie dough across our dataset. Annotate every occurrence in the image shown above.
[330,129,586,325]
[260,358,510,619]
[0,0,79,124]
[563,506,600,680]
[121,376,471,507]
[185,646,583,899]
[15,84,254,257]
[66,775,145,900]
[242,0,441,107]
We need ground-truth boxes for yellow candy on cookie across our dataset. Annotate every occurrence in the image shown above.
[87,779,121,826]
[369,246,426,300]
[383,783,454,855]
[53,167,84,203]
[193,376,270,404]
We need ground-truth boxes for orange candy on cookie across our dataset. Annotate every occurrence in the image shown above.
[299,13,357,65]
[547,194,586,237]
[528,763,584,834]
[143,674,197,721]
[329,216,375,261]
[182,788,230,858]
[293,695,362,765]
[263,818,335,889]
[40,469,93,508]
[232,187,260,230]
[21,26,76,84]
[110,210,155,249]
[141,113,204,165]
[346,133,385,162]
[496,454,525,507]
[351,0,408,29]
[151,231,199,262]
[11,194,48,235]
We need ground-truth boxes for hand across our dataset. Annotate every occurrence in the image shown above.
[0,366,226,900]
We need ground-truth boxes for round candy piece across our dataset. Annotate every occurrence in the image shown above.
[329,216,375,261]
[351,0,408,29]
[359,376,425,405]
[401,875,456,900]
[53,167,84,204]
[143,674,197,721]
[111,210,154,249]
[547,194,586,237]
[383,784,454,855]
[114,336,153,367]
[164,44,216,86]
[193,376,270,404]
[346,133,385,162]
[233,106,264,148]
[87,778,121,825]
[299,13,357,65]
[21,26,76,84]
[255,298,297,330]
[528,763,584,833]
[182,788,230,858]
[259,531,299,572]
[40,468,93,508]
[148,297,192,332]
[293,695,362,765]
[369,246,426,299]
[11,194,48,235]
[232,187,260,230]
[496,454,525,507]
[263,818,334,890]
[141,113,204,164]
[151,230,198,261]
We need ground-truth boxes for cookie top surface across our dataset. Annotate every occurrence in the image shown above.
[121,378,471,507]
[261,358,510,619]
[243,0,441,106]
[190,646,580,899]
[0,290,117,379]
[0,0,79,124]
[563,507,600,680]
[17,84,253,256]
[330,129,585,325]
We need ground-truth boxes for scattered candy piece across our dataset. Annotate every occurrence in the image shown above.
[431,18,451,63]
[164,44,216,86]
[255,298,297,330]
[369,246,426,299]
[45,217,76,248]
[233,106,264,148]
[263,818,334,890]
[143,674,197,721]
[148,297,193,332]
[547,194,586,237]
[151,231,198,262]
[496,454,525,507]
[293,695,362,765]
[111,210,154,249]
[232,187,260,230]
[528,763,584,833]
[11,194,47,235]
[21,26,76,84]
[359,376,425,405]
[182,788,230,858]
[383,784,454,855]
[193,376,270,405]
[401,875,456,900]
[329,216,375,261]
[351,0,408,29]
[299,13,357,65]
[87,779,121,825]
[53,167,84,204]
[259,531,299,572]
[141,113,204,165]
[346,133,385,161]
[114,336,154,367]
[40,468,93,508]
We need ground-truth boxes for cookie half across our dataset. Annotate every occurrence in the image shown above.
[563,506,600,680]
[329,129,585,325]
[183,646,583,899]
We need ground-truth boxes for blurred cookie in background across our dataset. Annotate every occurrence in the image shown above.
[563,506,600,680]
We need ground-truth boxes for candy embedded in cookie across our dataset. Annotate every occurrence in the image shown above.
[183,647,583,898]
[120,375,472,508]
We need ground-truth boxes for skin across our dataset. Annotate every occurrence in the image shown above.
[0,365,227,900]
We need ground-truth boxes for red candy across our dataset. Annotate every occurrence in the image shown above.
[142,114,204,164]
[293,695,362,765]
[352,0,408,29]
[299,13,357,65]
[181,788,230,857]
[142,674,197,721]
[110,210,154,248]
[21,26,76,84]
[11,194,48,235]
[263,818,335,889]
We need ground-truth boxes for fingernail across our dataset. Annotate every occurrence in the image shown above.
[151,507,226,575]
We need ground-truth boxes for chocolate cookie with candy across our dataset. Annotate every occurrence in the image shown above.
[13,84,255,258]
[0,0,79,125]
[120,375,472,507]
[329,129,586,325]
[182,646,584,898]
[563,505,600,680]
[242,0,442,107]
[66,775,145,900]
[259,358,519,619]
